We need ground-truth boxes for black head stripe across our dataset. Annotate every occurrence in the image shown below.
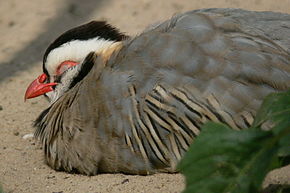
[43,21,128,75]
[68,52,96,89]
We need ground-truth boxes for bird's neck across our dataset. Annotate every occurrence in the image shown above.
[97,41,123,63]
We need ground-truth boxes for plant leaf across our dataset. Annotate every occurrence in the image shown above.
[178,90,290,193]
[253,91,290,132]
[253,91,290,157]
[178,122,279,193]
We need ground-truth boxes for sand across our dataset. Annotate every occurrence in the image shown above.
[0,0,289,192]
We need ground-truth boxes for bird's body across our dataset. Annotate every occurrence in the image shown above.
[25,8,290,175]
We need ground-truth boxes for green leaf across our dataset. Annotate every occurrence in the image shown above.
[178,90,290,193]
[253,91,290,133]
[253,91,290,157]
[178,122,279,193]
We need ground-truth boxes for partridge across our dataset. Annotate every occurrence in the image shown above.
[25,8,290,175]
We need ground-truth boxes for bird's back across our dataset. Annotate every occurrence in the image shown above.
[105,8,290,129]
[193,8,290,51]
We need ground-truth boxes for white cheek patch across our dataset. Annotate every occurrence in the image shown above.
[45,37,115,76]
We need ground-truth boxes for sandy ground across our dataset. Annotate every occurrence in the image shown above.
[0,0,289,193]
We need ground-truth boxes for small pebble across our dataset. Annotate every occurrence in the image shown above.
[121,179,129,184]
[8,21,15,27]
[0,105,3,111]
[23,133,34,139]
[47,175,55,179]
[13,131,19,136]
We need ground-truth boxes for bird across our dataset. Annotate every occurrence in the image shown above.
[24,8,290,175]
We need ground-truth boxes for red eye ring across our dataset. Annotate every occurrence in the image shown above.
[56,60,79,75]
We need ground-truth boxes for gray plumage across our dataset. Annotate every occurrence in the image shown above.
[34,8,290,175]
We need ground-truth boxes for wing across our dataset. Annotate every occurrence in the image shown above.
[108,8,290,129]
[101,9,290,169]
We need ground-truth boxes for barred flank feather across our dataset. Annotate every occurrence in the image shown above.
[124,82,257,167]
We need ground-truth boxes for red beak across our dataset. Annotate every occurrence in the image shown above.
[24,73,57,100]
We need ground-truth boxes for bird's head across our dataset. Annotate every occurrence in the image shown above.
[24,21,127,103]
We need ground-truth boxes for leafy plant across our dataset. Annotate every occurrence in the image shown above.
[178,90,290,193]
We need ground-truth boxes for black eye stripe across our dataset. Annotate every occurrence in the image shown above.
[68,52,96,89]
[54,74,63,83]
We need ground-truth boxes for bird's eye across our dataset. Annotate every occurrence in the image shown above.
[56,60,79,75]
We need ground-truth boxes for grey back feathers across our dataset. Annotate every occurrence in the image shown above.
[35,8,290,175]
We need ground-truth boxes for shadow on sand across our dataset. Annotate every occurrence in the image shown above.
[0,0,108,82]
